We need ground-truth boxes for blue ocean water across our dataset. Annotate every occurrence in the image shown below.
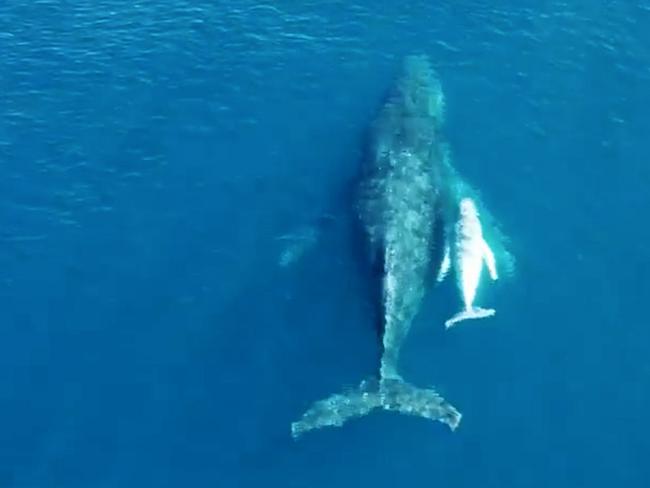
[1,1,650,486]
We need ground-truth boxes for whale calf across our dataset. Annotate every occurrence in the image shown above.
[291,55,462,438]
[439,197,498,329]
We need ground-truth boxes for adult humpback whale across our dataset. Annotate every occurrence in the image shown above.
[291,55,462,438]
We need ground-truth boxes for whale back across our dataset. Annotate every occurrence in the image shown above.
[357,55,448,377]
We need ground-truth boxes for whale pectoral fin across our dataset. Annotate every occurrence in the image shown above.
[276,213,340,268]
[277,228,318,267]
[436,244,451,282]
[482,239,498,281]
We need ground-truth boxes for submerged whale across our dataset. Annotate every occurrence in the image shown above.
[291,55,462,438]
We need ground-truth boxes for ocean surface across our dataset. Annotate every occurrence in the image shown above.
[1,1,650,487]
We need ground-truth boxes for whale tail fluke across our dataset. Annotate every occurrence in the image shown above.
[291,377,461,438]
[445,307,495,329]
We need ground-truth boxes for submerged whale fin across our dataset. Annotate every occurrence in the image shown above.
[481,239,498,281]
[445,307,495,329]
[291,378,461,438]
[276,227,319,267]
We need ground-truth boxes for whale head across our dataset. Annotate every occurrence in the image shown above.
[459,198,478,218]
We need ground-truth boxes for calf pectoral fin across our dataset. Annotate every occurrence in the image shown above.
[482,239,498,280]
[436,244,451,282]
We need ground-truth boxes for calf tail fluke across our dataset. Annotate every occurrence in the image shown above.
[291,378,461,438]
[444,307,495,329]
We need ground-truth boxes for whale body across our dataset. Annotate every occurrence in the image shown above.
[439,197,498,328]
[291,55,462,438]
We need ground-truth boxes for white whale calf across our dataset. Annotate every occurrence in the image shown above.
[438,197,498,328]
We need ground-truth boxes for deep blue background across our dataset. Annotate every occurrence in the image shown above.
[1,1,650,486]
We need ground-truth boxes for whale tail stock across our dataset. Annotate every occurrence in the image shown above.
[444,307,495,329]
[291,377,461,438]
